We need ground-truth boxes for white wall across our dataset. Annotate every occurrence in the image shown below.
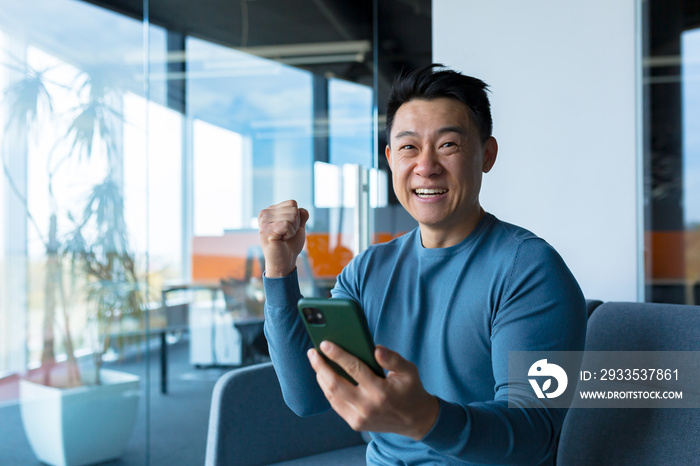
[433,0,640,302]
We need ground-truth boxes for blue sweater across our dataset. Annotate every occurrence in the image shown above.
[264,213,587,465]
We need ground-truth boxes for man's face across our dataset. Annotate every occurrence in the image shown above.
[386,97,497,247]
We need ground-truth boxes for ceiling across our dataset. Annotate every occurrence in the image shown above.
[84,0,432,111]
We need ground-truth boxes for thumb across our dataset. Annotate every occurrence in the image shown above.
[375,345,412,373]
[298,208,310,230]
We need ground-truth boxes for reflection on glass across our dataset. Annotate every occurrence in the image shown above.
[0,0,150,464]
[124,95,183,285]
[187,38,316,295]
[682,29,700,296]
[193,120,245,235]
[0,23,5,377]
[1,0,397,463]
[187,37,314,223]
[329,77,373,167]
[645,0,700,304]
[185,37,379,296]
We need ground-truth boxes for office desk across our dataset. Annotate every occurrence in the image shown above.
[160,282,266,394]
[233,317,265,366]
[103,324,189,395]
[160,282,219,394]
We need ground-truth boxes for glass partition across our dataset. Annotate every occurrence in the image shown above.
[0,0,431,463]
[0,0,151,464]
[644,0,700,304]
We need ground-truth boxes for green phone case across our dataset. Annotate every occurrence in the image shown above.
[297,298,384,384]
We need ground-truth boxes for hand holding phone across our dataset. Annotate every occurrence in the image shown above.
[298,298,384,384]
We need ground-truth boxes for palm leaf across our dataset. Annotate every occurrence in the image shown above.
[62,72,125,161]
[2,69,53,132]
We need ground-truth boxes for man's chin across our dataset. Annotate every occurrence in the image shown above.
[409,204,452,224]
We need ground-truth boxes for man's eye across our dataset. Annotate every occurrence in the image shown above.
[440,142,459,153]
[400,144,416,150]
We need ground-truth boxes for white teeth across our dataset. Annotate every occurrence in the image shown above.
[415,188,447,196]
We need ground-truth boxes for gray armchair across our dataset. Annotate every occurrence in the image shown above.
[557,302,700,465]
[205,362,366,465]
[584,299,603,317]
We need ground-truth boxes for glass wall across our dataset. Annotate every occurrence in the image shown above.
[0,0,430,464]
[644,0,700,304]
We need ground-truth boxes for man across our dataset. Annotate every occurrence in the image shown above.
[258,64,586,465]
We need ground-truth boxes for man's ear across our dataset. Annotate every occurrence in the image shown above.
[482,137,498,173]
[385,144,393,169]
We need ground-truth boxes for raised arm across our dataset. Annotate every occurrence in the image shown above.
[259,200,331,415]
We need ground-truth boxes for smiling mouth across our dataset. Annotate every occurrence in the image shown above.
[414,188,448,198]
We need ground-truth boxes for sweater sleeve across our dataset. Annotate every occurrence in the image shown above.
[421,239,587,465]
[263,269,331,416]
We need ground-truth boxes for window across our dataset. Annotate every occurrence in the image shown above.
[644,0,700,304]
[0,0,431,464]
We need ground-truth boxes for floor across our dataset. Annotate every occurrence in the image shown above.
[0,336,243,465]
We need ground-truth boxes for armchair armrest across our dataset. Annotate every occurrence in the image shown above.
[206,362,364,465]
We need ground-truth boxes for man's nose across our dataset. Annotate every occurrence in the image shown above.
[414,148,442,177]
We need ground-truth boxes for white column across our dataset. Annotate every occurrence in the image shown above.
[433,0,640,302]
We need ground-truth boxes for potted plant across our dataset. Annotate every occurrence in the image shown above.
[2,55,144,465]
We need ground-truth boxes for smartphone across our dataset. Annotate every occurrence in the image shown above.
[297,298,384,384]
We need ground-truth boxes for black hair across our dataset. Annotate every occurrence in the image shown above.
[385,64,493,143]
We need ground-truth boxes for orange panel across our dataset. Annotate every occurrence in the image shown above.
[192,255,247,281]
[192,233,261,281]
[306,233,354,278]
[648,231,685,280]
[686,230,700,282]
[193,231,408,282]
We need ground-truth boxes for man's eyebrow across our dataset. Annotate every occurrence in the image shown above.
[394,130,417,139]
[437,126,467,136]
[394,126,467,140]
[393,126,466,139]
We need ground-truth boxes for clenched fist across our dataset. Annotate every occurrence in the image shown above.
[258,200,310,278]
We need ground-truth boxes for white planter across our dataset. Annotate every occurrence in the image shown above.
[19,368,140,466]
